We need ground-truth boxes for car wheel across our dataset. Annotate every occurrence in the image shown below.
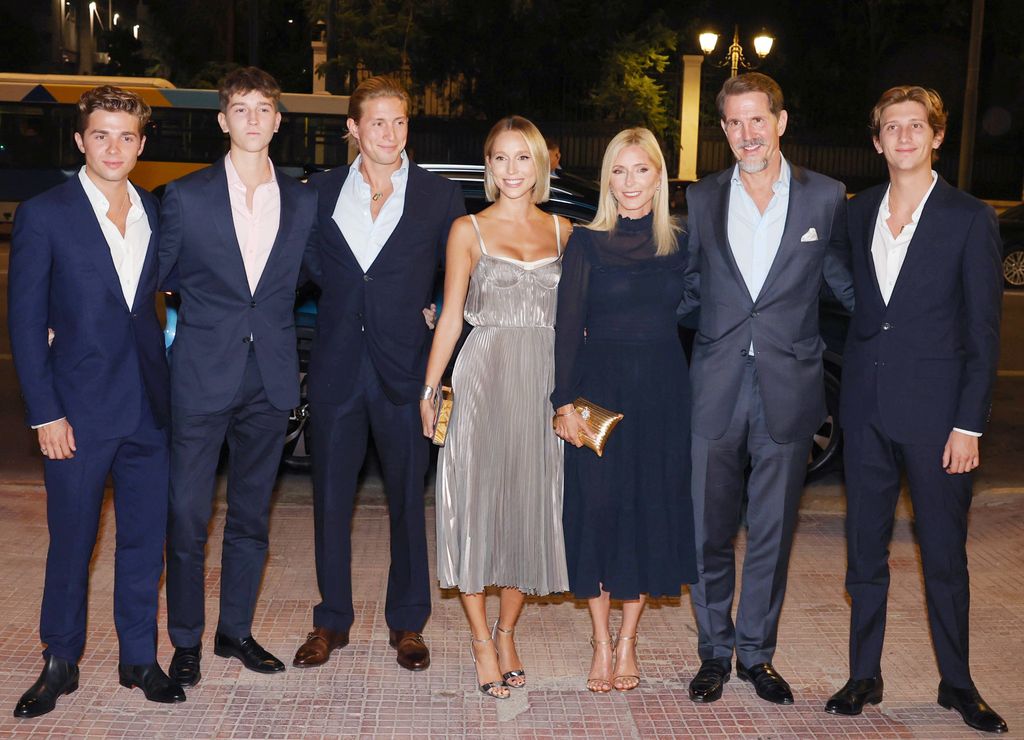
[807,366,843,481]
[1004,247,1024,289]
[282,371,311,471]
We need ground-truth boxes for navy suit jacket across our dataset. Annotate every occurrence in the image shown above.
[684,164,855,443]
[839,177,1002,444]
[8,176,170,440]
[158,157,318,413]
[306,163,464,405]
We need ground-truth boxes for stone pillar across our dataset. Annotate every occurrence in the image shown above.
[678,54,703,180]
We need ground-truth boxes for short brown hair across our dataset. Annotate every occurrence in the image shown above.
[483,116,550,204]
[218,67,282,112]
[716,72,784,120]
[869,85,947,138]
[76,85,151,135]
[348,75,410,122]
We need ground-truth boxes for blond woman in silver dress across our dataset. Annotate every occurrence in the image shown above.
[420,116,570,699]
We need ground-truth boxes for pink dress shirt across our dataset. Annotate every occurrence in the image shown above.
[225,153,281,295]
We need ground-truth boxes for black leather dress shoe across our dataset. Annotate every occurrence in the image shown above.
[938,680,1008,734]
[169,645,202,686]
[13,655,79,718]
[688,659,731,703]
[214,632,285,674]
[825,677,883,715]
[388,629,430,671]
[118,663,186,703]
[736,661,794,705]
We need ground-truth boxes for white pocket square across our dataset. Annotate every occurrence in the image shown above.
[800,227,819,242]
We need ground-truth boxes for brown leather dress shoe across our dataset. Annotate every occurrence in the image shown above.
[293,627,350,667]
[389,629,430,671]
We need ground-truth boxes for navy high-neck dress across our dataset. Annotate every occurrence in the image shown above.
[552,214,697,599]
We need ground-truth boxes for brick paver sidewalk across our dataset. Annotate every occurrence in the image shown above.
[0,484,1020,739]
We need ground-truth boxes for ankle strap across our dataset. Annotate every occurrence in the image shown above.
[470,636,493,645]
[495,624,515,635]
[618,633,639,642]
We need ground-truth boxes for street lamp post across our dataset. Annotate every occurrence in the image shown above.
[699,25,774,78]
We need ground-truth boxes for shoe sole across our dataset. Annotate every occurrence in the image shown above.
[214,645,286,673]
[13,681,78,718]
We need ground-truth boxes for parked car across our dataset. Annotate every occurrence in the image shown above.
[163,166,846,479]
[999,203,1024,289]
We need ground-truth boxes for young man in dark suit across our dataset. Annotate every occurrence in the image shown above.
[824,86,1006,734]
[292,76,464,671]
[682,73,855,707]
[159,68,317,684]
[8,86,185,717]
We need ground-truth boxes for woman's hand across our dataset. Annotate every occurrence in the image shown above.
[420,396,437,439]
[553,403,588,448]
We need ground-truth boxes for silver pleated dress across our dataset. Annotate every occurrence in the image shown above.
[436,214,569,595]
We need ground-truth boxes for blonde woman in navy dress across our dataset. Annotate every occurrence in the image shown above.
[421,116,570,699]
[553,128,697,692]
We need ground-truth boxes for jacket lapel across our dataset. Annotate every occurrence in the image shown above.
[885,177,952,311]
[755,164,807,302]
[710,168,748,300]
[365,162,423,276]
[320,166,363,272]
[856,185,887,310]
[253,170,295,297]
[65,178,130,311]
[131,190,160,312]
[205,157,253,298]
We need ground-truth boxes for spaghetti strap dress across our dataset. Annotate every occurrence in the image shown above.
[435,214,569,595]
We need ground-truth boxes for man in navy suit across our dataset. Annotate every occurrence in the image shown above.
[291,76,464,671]
[824,87,1006,734]
[8,86,185,717]
[158,68,317,685]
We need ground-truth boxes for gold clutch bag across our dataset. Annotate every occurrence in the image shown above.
[572,397,623,457]
[431,385,453,447]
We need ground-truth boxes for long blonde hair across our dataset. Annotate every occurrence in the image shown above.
[589,127,680,256]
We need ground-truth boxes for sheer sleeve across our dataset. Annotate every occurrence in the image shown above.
[552,229,591,409]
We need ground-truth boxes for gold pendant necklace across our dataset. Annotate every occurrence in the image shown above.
[372,192,383,201]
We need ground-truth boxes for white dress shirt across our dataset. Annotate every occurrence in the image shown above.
[78,166,151,309]
[869,171,978,437]
[225,153,281,296]
[333,151,409,273]
[871,170,937,305]
[727,156,791,354]
[38,169,152,429]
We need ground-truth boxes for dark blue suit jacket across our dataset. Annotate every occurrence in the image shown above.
[306,163,464,405]
[158,157,318,413]
[839,177,1002,444]
[8,176,169,439]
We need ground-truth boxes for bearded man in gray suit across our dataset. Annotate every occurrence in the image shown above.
[681,73,855,706]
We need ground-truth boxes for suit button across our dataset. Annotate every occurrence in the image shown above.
[881,322,892,330]
[873,361,878,366]
[356,312,363,319]
[242,337,250,344]
[250,300,256,308]
[750,311,760,318]
[363,275,373,282]
[740,349,748,356]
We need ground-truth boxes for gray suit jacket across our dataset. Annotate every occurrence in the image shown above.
[682,163,854,443]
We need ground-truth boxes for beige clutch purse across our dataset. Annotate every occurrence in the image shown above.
[571,397,624,457]
[431,385,453,447]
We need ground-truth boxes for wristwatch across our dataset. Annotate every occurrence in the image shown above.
[419,384,435,401]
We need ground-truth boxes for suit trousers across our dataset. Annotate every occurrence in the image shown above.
[690,358,811,668]
[843,402,973,688]
[40,396,169,665]
[166,346,289,646]
[310,350,431,633]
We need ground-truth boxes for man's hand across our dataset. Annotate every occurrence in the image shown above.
[942,429,979,474]
[38,418,76,460]
[422,303,437,330]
